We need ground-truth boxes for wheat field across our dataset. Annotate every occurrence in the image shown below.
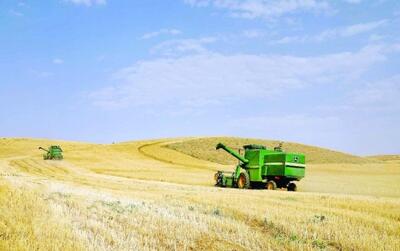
[0,137,399,250]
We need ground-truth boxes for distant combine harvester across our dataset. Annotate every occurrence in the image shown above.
[214,142,305,191]
[38,145,63,160]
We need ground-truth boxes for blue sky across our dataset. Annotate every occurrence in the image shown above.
[1,0,399,155]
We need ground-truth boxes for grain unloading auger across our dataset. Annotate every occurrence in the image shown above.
[214,143,305,191]
[38,146,63,160]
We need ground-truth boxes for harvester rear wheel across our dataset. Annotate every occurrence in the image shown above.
[237,172,250,189]
[266,180,277,190]
[287,182,297,192]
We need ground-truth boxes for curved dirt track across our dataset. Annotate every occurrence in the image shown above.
[137,139,225,171]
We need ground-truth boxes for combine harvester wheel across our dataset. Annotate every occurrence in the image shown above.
[237,172,250,189]
[266,180,277,190]
[287,182,297,192]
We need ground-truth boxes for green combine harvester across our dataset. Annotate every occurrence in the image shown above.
[38,146,63,160]
[214,143,305,191]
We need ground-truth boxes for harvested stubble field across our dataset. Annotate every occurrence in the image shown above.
[0,137,399,250]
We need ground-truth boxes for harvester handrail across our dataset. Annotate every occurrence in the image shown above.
[216,143,249,164]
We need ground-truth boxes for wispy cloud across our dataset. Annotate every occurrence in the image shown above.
[226,114,343,141]
[140,29,182,40]
[271,19,387,44]
[242,29,264,38]
[53,58,64,64]
[8,1,28,17]
[89,44,387,109]
[184,0,331,19]
[29,70,53,78]
[349,75,400,111]
[9,9,24,17]
[64,0,106,6]
[315,73,400,135]
[150,37,217,56]
[317,19,387,40]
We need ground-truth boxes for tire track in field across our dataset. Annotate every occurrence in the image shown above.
[137,140,221,172]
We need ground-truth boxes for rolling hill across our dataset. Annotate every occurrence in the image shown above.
[166,136,371,164]
[0,137,399,250]
[367,154,400,162]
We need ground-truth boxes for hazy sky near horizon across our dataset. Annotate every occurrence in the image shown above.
[1,0,399,155]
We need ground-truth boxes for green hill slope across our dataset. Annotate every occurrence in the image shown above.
[166,136,371,164]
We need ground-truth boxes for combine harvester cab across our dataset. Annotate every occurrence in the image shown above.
[214,143,305,191]
[38,145,64,160]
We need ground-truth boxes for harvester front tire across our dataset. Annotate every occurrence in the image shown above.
[214,172,222,186]
[237,172,250,189]
[266,180,277,190]
[287,182,297,192]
